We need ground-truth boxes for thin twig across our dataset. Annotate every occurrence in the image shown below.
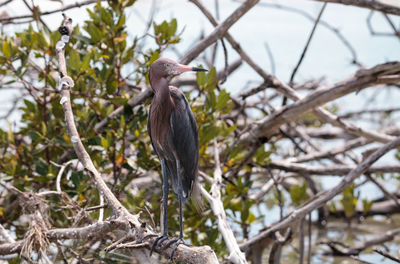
[374,248,400,263]
[289,3,327,84]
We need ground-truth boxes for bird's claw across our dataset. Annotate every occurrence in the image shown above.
[163,237,188,261]
[149,234,169,256]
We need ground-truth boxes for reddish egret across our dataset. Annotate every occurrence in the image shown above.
[147,58,207,257]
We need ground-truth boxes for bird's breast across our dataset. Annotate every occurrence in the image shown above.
[149,97,174,149]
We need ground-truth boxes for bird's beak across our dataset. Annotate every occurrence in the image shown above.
[176,64,208,73]
[192,66,208,72]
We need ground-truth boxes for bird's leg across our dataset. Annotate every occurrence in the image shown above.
[163,160,189,261]
[149,159,169,256]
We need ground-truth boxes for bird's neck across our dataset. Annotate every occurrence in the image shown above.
[150,77,174,145]
[153,77,171,107]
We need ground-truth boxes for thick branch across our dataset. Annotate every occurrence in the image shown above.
[0,241,23,255]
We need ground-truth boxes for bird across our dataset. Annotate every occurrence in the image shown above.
[147,57,207,258]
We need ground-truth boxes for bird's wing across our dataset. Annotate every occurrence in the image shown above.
[170,89,199,198]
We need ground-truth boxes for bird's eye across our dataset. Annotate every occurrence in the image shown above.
[165,63,170,68]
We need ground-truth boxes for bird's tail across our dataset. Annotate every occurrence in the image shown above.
[191,177,205,212]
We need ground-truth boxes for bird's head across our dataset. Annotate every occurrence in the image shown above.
[149,58,207,83]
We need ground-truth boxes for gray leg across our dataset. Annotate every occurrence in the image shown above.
[150,159,169,256]
[164,160,187,261]
[161,159,169,235]
[176,160,184,239]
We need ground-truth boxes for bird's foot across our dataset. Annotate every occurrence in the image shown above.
[163,237,190,261]
[149,233,169,256]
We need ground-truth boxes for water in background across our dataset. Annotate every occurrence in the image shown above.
[1,1,400,263]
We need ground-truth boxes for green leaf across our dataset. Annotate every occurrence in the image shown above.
[106,79,118,94]
[362,199,374,214]
[196,71,207,86]
[216,89,230,110]
[120,115,125,128]
[147,50,159,65]
[31,32,48,50]
[255,145,270,164]
[160,21,168,38]
[24,99,36,112]
[69,49,81,70]
[2,41,11,58]
[206,90,217,110]
[122,46,134,64]
[100,8,113,26]
[340,184,358,218]
[81,52,91,71]
[247,212,256,224]
[289,183,308,206]
[200,124,219,146]
[169,18,178,37]
[101,136,109,149]
[206,67,216,88]
[109,97,129,106]
[116,14,126,29]
[86,23,103,42]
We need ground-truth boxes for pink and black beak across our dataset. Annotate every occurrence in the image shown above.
[176,64,208,73]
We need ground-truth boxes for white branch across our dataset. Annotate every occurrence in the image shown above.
[200,140,247,264]
[0,224,15,243]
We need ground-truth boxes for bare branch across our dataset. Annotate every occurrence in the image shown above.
[289,3,327,83]
[322,228,400,255]
[309,0,400,16]
[374,248,400,263]
[0,224,15,243]
[0,0,105,24]
[267,160,400,175]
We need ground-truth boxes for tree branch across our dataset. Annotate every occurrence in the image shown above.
[309,0,400,16]
[267,160,400,175]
